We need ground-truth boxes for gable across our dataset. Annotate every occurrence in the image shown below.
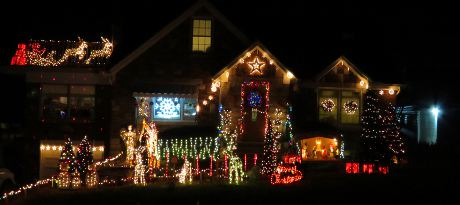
[316,56,369,88]
[213,43,296,85]
[110,0,250,82]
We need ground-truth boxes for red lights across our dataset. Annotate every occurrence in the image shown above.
[271,154,303,185]
[224,154,228,176]
[210,155,213,176]
[346,162,389,175]
[270,163,303,185]
[10,43,27,65]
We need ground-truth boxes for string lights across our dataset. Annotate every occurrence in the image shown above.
[178,159,192,184]
[228,155,245,184]
[321,99,335,112]
[1,178,52,201]
[158,137,218,161]
[361,91,406,162]
[76,136,94,186]
[57,138,76,189]
[262,121,277,175]
[270,155,302,185]
[343,100,358,115]
[133,147,146,185]
[248,57,266,75]
[10,37,113,67]
[85,37,113,64]
[240,81,270,135]
[120,125,136,166]
[86,164,98,188]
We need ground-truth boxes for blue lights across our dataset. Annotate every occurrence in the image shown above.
[247,91,262,108]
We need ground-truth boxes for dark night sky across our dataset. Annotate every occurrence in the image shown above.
[1,0,459,109]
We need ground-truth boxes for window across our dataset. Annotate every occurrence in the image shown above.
[136,96,197,121]
[183,98,197,120]
[319,90,338,123]
[153,97,181,120]
[41,84,95,122]
[192,19,212,52]
[341,91,360,124]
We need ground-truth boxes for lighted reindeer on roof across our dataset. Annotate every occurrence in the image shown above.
[56,38,88,64]
[85,37,113,64]
[23,37,112,66]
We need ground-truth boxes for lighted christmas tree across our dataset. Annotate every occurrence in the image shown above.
[57,138,76,189]
[76,136,94,185]
[360,91,405,163]
[360,91,386,161]
[382,102,406,162]
[217,109,235,155]
[285,106,300,156]
[262,120,277,175]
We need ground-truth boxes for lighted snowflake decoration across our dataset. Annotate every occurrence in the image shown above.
[154,97,180,119]
[321,99,335,112]
[343,101,358,115]
[247,92,262,108]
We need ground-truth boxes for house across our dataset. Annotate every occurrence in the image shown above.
[1,0,402,180]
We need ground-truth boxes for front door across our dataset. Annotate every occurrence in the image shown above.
[237,81,269,156]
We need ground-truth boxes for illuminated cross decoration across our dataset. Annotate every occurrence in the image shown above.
[248,57,265,75]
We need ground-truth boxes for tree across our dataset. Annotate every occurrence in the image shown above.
[57,138,76,189]
[76,136,94,185]
[360,91,406,163]
[261,120,277,175]
[284,106,300,156]
[59,138,76,173]
[382,102,406,162]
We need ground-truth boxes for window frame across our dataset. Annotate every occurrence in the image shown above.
[40,84,96,123]
[192,18,212,53]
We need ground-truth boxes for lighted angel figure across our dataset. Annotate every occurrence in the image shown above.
[120,125,136,166]
[141,120,159,169]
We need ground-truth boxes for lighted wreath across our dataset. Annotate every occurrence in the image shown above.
[343,101,358,115]
[321,99,335,112]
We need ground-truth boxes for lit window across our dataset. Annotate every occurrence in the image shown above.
[153,97,181,120]
[142,97,198,121]
[192,19,212,52]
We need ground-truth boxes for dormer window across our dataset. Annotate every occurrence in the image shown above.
[192,19,212,52]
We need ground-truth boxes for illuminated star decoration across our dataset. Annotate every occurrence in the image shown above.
[248,57,265,75]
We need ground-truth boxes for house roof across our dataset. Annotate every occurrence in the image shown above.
[109,0,250,80]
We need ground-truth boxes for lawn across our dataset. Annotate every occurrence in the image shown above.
[6,167,457,205]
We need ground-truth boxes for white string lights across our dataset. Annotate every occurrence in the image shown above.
[10,37,113,67]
